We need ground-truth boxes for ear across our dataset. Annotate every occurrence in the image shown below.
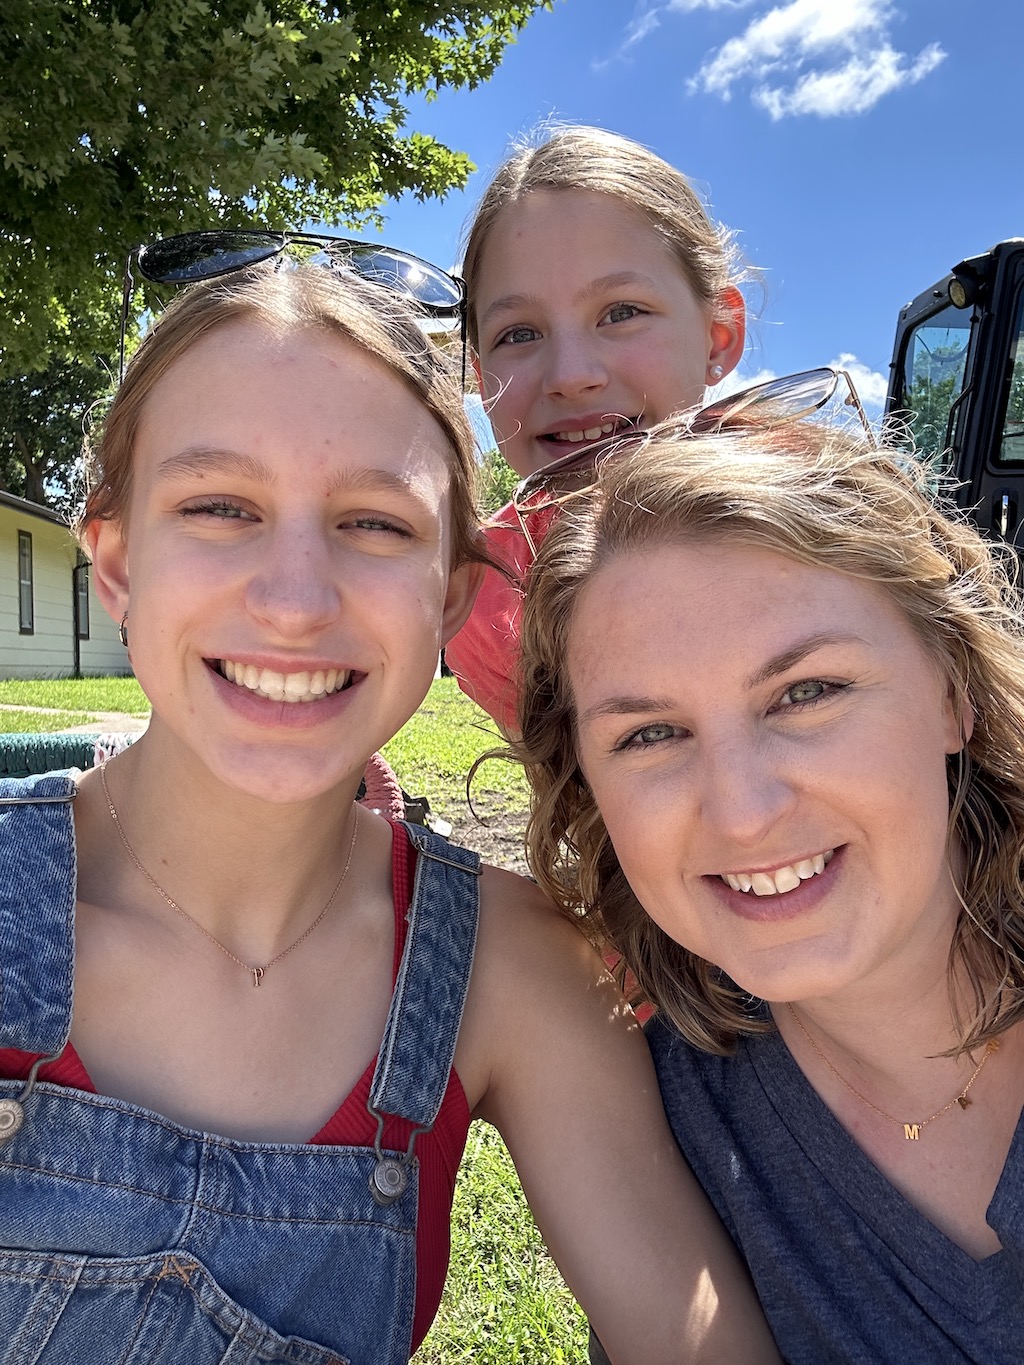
[471,352,485,395]
[441,560,486,645]
[85,517,130,626]
[944,681,974,754]
[706,285,746,386]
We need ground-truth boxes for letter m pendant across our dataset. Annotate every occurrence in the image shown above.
[903,1123,921,1141]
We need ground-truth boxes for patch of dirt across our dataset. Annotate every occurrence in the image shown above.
[428,792,531,877]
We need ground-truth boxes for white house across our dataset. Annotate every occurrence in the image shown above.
[0,491,127,679]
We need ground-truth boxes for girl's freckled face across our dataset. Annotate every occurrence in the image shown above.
[92,320,470,803]
[472,189,721,477]
[567,540,967,1006]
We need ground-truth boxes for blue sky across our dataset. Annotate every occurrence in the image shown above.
[363,0,1023,414]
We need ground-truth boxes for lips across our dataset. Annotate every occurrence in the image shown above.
[216,660,353,704]
[721,849,835,897]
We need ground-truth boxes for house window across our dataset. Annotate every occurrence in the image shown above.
[75,560,90,640]
[17,531,33,634]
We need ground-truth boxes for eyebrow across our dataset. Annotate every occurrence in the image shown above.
[576,632,868,726]
[154,447,274,484]
[154,446,424,500]
[745,632,868,689]
[479,271,662,333]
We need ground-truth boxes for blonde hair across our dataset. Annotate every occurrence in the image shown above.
[461,124,741,352]
[81,266,485,571]
[518,418,1024,1055]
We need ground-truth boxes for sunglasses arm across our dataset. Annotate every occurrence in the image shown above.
[118,250,139,383]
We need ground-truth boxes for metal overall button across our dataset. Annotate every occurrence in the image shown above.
[0,1099,24,1144]
[369,1156,408,1206]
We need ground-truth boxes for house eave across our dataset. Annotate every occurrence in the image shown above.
[0,490,67,527]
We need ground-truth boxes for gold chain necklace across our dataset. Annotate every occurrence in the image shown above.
[787,1004,999,1141]
[101,763,359,987]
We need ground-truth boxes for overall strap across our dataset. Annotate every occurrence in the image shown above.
[369,823,481,1132]
[0,772,77,1055]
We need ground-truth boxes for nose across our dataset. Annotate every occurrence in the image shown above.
[695,732,797,852]
[245,526,340,638]
[542,329,609,401]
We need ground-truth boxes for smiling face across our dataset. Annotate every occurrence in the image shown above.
[567,538,968,1008]
[89,319,478,804]
[471,189,743,478]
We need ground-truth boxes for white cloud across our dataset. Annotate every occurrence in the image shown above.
[593,0,750,71]
[667,0,755,11]
[688,0,945,118]
[623,9,662,50]
[754,41,944,118]
[706,366,776,402]
[590,4,661,71]
[831,353,889,411]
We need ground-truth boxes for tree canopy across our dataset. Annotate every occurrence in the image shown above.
[1,0,548,374]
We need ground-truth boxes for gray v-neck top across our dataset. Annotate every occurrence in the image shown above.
[647,1013,1024,1364]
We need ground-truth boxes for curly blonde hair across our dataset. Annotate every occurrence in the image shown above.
[518,417,1024,1055]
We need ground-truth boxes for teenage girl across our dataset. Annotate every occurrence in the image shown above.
[0,267,779,1364]
[519,417,1024,1365]
[444,125,746,729]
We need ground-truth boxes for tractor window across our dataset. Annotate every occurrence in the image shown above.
[999,289,1024,465]
[897,303,971,467]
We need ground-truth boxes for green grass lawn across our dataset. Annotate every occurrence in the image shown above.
[0,677,149,714]
[2,674,586,1360]
[415,1124,587,1363]
[0,709,97,732]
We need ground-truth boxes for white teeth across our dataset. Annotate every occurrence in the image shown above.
[721,850,834,897]
[218,661,351,703]
[773,866,802,894]
[554,420,622,442]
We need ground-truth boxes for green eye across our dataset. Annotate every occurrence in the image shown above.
[618,721,678,750]
[784,680,827,705]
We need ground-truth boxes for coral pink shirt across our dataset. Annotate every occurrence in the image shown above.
[445,501,557,731]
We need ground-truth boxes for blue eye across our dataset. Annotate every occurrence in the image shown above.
[344,516,412,538]
[618,721,680,750]
[181,500,249,520]
[495,324,541,347]
[602,303,645,325]
[776,679,848,709]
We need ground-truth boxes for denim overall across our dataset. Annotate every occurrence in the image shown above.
[0,772,481,1365]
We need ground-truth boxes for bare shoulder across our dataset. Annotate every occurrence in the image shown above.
[454,861,631,1112]
[475,862,606,992]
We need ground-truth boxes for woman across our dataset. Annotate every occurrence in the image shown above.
[519,417,1024,1364]
[444,124,746,730]
[0,266,778,1364]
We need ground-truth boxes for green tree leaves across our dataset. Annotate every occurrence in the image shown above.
[1,0,548,372]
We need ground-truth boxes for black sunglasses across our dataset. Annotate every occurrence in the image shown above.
[511,366,876,558]
[119,229,466,380]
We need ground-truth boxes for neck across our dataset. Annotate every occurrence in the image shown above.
[773,975,997,1136]
[83,728,369,958]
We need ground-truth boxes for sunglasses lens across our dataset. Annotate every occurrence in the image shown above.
[137,232,284,284]
[515,431,643,512]
[344,245,463,315]
[694,367,838,431]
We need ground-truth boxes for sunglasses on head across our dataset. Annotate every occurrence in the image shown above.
[511,366,876,558]
[119,228,467,380]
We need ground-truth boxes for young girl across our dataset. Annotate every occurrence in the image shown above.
[518,418,1024,1365]
[0,267,779,1364]
[444,125,746,729]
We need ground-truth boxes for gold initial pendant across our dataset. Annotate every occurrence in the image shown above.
[252,967,265,987]
[903,1123,921,1141]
